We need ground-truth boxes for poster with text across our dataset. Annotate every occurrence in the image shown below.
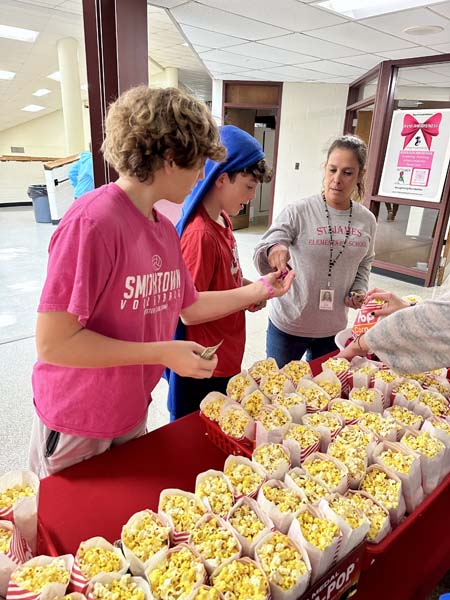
[379,108,450,202]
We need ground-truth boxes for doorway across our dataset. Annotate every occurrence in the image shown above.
[345,57,450,287]
[222,81,282,230]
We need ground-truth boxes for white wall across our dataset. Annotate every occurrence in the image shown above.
[81,102,91,151]
[149,67,179,88]
[0,160,47,205]
[211,79,223,125]
[273,82,348,218]
[0,111,68,157]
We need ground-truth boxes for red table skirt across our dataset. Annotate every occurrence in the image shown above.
[38,353,450,600]
[38,413,227,555]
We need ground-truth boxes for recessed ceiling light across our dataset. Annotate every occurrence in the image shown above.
[318,0,447,19]
[32,88,51,96]
[0,24,39,43]
[0,69,16,80]
[402,25,444,36]
[47,71,61,81]
[21,104,45,112]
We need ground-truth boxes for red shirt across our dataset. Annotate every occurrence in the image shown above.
[181,204,245,377]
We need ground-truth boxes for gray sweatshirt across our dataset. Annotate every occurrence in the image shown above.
[365,289,450,373]
[254,194,377,338]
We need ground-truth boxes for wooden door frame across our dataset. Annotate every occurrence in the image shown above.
[82,0,148,187]
[345,54,450,286]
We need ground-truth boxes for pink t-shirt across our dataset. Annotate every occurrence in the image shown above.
[32,183,198,438]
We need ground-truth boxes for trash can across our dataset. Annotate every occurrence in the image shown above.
[27,184,51,223]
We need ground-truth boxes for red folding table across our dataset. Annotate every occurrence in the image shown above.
[37,355,450,599]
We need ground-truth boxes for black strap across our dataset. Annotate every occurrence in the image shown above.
[323,195,353,282]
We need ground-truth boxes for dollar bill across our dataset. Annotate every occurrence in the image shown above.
[200,339,224,360]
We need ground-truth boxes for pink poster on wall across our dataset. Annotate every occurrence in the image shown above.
[379,108,450,202]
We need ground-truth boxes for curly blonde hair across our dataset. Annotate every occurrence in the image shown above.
[102,86,226,182]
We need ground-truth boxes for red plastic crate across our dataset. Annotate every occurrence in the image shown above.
[200,412,253,457]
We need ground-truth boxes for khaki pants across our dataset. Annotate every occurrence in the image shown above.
[28,414,147,479]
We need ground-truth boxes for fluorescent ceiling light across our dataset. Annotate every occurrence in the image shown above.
[318,0,446,19]
[0,24,39,43]
[0,69,16,80]
[47,71,61,81]
[32,88,51,96]
[21,104,45,112]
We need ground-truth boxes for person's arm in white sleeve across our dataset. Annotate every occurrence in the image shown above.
[340,290,450,373]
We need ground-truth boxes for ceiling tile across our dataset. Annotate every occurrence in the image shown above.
[307,22,417,53]
[0,3,52,31]
[171,3,288,40]
[429,2,450,19]
[216,42,316,65]
[261,33,364,59]
[258,64,329,80]
[202,60,250,74]
[320,77,352,84]
[376,47,443,59]
[195,0,346,32]
[198,49,281,70]
[427,42,450,52]
[192,44,212,53]
[58,1,82,15]
[148,1,189,7]
[235,69,296,81]
[300,60,365,77]
[360,8,450,46]
[207,71,258,81]
[179,24,247,48]
[334,54,383,69]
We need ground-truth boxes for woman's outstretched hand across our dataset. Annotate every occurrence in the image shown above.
[268,244,291,273]
[365,288,411,316]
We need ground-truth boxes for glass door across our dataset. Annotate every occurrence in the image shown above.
[345,56,450,287]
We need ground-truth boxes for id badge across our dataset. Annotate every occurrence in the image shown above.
[319,288,335,311]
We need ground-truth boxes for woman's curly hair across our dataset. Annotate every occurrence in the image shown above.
[102,86,226,182]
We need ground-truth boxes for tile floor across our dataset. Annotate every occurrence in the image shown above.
[0,205,448,598]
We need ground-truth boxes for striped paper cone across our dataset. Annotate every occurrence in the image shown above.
[69,558,89,594]
[5,523,33,565]
[7,580,41,600]
[7,555,73,600]
[300,441,321,463]
[0,507,15,522]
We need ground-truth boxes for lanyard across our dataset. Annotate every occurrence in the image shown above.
[323,195,353,287]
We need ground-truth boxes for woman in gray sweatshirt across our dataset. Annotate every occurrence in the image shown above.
[253,135,377,367]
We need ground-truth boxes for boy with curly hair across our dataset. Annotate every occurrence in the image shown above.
[30,86,293,477]
[167,125,273,420]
